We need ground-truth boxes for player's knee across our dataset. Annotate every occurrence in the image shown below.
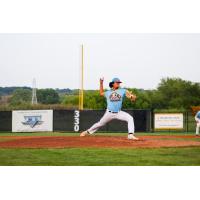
[127,115,134,123]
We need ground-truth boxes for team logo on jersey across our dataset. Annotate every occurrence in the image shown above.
[109,92,122,101]
[22,115,43,128]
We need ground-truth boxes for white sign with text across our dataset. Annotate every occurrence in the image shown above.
[12,110,53,132]
[154,113,184,130]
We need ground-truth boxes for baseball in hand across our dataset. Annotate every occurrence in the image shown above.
[131,94,137,101]
[100,77,104,82]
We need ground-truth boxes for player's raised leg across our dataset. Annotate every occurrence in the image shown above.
[115,111,139,140]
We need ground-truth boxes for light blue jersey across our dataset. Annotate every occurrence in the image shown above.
[104,88,127,112]
[196,111,200,119]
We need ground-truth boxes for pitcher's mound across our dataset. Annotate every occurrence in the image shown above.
[0,135,200,148]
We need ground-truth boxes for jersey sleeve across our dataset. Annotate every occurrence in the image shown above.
[123,89,127,97]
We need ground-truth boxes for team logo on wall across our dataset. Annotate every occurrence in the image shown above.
[22,115,43,128]
[109,92,122,101]
[12,110,53,132]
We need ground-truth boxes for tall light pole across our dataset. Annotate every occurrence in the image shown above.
[32,78,37,105]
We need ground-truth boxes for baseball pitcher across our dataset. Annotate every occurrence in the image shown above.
[195,110,200,136]
[80,77,139,140]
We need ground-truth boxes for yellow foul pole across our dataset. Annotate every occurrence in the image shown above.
[79,44,84,110]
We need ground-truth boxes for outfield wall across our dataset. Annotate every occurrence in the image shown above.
[0,111,12,131]
[0,109,151,132]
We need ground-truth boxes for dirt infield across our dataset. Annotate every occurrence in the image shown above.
[0,135,200,148]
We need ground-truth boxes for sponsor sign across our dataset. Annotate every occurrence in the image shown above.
[12,110,53,132]
[154,113,184,130]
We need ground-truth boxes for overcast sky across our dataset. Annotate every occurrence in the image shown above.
[0,33,199,90]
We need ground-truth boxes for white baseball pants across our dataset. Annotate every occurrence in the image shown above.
[195,117,200,135]
[87,110,135,134]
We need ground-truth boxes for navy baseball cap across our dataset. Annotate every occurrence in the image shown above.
[112,78,122,83]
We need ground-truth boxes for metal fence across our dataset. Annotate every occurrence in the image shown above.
[185,111,196,132]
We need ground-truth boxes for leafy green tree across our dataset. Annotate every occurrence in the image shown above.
[84,90,106,109]
[4,77,200,110]
[10,89,31,106]
[156,78,200,109]
[61,95,79,107]
[37,89,60,104]
[122,89,151,109]
[0,87,31,96]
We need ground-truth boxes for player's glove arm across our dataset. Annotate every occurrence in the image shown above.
[99,78,104,96]
[126,90,137,102]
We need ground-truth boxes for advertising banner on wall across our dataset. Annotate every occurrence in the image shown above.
[154,113,184,130]
[12,110,53,132]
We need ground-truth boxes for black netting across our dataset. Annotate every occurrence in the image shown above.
[132,110,150,132]
[0,111,12,131]
[53,110,74,131]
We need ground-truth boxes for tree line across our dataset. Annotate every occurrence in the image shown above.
[0,78,200,111]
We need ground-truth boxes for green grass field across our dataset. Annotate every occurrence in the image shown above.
[0,147,200,166]
[0,132,199,166]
